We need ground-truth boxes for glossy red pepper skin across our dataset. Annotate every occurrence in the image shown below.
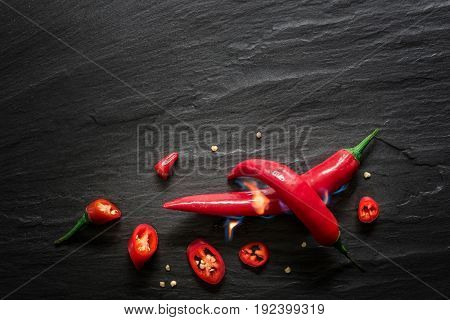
[163,130,378,216]
[302,149,359,199]
[228,159,340,246]
[164,189,285,216]
[54,198,122,245]
[128,224,158,270]
[154,152,178,180]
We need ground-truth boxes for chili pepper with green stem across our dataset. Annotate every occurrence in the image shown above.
[54,198,122,245]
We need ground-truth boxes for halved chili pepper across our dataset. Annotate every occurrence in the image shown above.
[187,239,225,285]
[163,129,379,216]
[227,159,364,271]
[154,152,178,180]
[239,242,269,268]
[128,224,158,270]
[358,196,379,223]
[54,198,121,245]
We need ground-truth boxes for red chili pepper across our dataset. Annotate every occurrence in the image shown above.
[187,239,225,285]
[128,224,159,270]
[163,129,379,216]
[164,188,284,216]
[239,242,269,268]
[227,159,364,271]
[54,198,122,245]
[154,152,178,180]
[358,196,379,223]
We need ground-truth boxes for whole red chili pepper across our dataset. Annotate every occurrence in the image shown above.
[163,129,378,216]
[54,198,122,245]
[154,152,179,180]
[227,159,364,271]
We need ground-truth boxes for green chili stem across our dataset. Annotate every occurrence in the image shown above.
[346,128,380,162]
[54,213,89,245]
[334,238,365,272]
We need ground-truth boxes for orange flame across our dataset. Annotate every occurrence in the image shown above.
[227,219,241,240]
[243,181,270,215]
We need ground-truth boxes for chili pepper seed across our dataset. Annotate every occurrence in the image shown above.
[159,281,165,288]
[256,132,262,139]
[363,171,371,179]
[170,280,177,287]
[165,264,171,272]
[211,145,218,152]
[301,241,307,248]
[284,266,292,274]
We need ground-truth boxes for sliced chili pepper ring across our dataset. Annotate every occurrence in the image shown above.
[358,196,379,223]
[239,241,269,268]
[187,239,225,285]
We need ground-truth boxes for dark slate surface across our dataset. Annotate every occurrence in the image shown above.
[1,0,449,299]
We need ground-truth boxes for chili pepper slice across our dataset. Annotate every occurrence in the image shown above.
[239,242,269,268]
[187,239,225,285]
[358,196,379,223]
[128,224,158,270]
[154,152,179,180]
[54,198,121,245]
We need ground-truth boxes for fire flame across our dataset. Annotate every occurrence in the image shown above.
[224,218,243,242]
[243,181,270,215]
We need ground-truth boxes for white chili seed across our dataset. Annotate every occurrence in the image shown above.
[165,264,171,272]
[210,256,216,263]
[211,145,218,152]
[170,280,177,287]
[284,266,292,274]
[256,132,262,139]
[301,241,307,248]
[159,281,165,288]
[363,171,371,179]
[199,264,205,270]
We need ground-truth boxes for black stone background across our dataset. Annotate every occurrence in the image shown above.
[1,0,449,299]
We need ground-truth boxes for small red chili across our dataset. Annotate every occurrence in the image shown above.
[54,198,121,245]
[128,224,158,270]
[239,242,269,268]
[187,239,225,285]
[358,196,379,223]
[154,152,178,180]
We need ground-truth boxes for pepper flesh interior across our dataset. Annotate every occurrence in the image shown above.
[361,203,377,219]
[136,231,151,253]
[195,248,218,274]
[245,245,264,262]
[97,201,118,215]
